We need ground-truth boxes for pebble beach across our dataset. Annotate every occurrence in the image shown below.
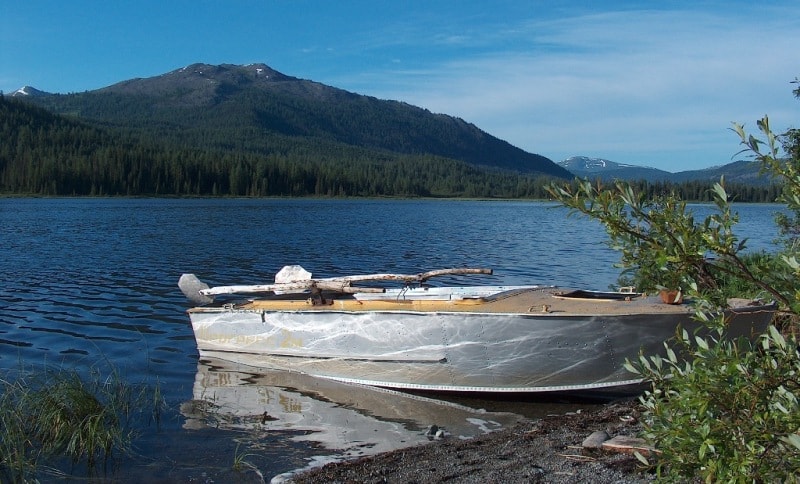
[289,401,653,483]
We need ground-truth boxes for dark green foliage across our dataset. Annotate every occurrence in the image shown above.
[548,179,787,308]
[712,251,783,298]
[627,326,800,482]
[0,95,562,197]
[25,63,567,178]
[559,177,783,204]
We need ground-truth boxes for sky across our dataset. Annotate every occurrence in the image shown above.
[1,1,798,172]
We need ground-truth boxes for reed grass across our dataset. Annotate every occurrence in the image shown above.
[0,365,163,482]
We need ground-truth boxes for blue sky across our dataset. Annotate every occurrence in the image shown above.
[1,1,798,172]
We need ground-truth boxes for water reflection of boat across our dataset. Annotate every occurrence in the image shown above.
[179,266,775,393]
[182,357,524,469]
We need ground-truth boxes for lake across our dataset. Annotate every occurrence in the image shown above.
[0,198,784,481]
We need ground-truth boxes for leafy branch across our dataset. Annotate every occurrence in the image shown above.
[547,178,787,308]
[549,77,800,481]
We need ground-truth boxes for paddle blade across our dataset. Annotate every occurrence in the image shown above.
[178,274,214,305]
[275,265,312,283]
[274,265,312,294]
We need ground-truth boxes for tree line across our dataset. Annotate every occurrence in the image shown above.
[570,178,784,203]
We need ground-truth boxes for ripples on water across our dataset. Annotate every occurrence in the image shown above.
[0,198,783,480]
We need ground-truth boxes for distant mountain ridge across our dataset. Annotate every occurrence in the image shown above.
[6,63,775,191]
[559,156,772,185]
[10,86,49,97]
[13,62,571,179]
[559,156,673,181]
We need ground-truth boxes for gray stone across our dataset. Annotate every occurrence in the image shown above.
[582,430,611,448]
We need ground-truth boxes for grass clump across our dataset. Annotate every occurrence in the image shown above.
[0,365,163,482]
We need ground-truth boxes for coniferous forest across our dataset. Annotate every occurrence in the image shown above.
[1,96,563,197]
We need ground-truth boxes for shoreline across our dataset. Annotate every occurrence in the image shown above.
[288,400,652,483]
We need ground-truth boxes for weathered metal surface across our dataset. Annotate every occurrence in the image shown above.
[184,286,774,393]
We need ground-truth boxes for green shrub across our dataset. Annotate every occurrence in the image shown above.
[626,325,800,481]
[548,78,800,481]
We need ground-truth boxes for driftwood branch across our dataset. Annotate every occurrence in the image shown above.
[334,268,492,283]
[199,268,493,296]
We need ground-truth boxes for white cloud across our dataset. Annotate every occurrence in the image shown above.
[337,7,800,171]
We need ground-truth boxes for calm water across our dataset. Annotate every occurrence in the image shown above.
[0,198,783,481]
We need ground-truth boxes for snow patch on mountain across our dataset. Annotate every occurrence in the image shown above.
[10,86,48,97]
[559,156,637,172]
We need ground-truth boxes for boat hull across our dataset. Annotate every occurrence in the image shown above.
[187,297,773,393]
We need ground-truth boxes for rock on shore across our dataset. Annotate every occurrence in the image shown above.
[289,401,653,483]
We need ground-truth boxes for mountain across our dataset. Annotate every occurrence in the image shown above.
[0,91,562,198]
[16,63,571,179]
[559,156,772,185]
[669,160,772,185]
[559,156,673,182]
[10,86,50,97]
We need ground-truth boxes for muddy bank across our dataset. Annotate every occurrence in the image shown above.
[289,401,653,483]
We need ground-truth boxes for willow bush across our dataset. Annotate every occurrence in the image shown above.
[625,325,800,482]
[547,79,800,481]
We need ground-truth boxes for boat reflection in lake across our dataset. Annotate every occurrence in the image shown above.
[181,357,524,479]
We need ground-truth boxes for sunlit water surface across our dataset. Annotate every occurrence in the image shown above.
[0,198,783,481]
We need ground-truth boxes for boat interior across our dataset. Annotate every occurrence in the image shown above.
[226,285,710,316]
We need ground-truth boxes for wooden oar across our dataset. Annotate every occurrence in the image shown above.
[178,273,214,305]
[179,267,492,305]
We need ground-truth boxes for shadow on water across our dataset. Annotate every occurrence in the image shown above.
[100,357,634,483]
[407,385,644,419]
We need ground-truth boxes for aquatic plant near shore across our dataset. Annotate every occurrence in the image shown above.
[0,365,164,482]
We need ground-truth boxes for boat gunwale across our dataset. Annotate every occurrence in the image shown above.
[187,286,776,318]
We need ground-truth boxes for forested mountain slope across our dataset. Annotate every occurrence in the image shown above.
[21,63,570,178]
[0,96,558,197]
